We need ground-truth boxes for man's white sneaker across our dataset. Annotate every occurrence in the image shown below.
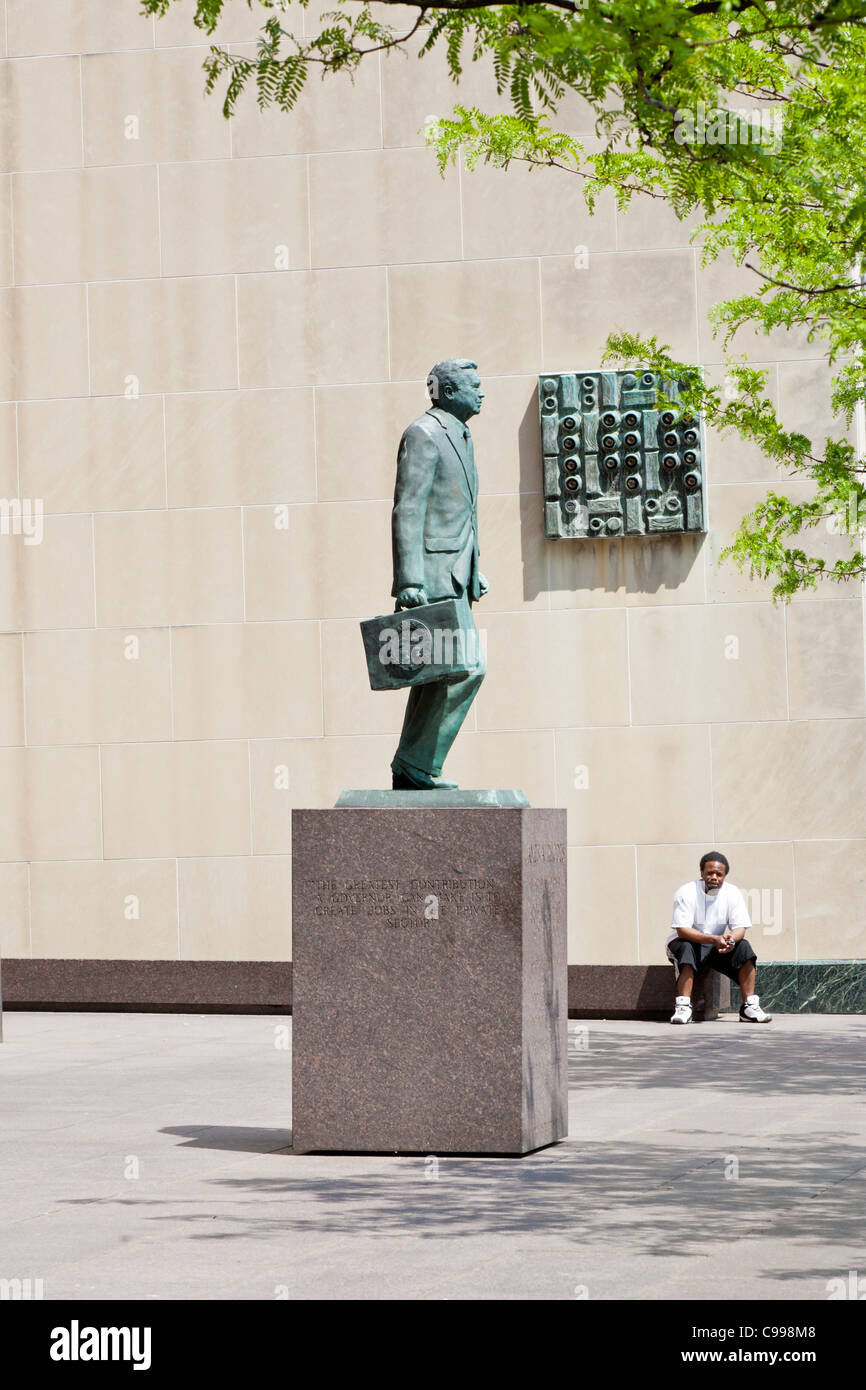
[670,997,693,1025]
[739,995,772,1023]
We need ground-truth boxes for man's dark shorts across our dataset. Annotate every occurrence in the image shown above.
[667,937,757,979]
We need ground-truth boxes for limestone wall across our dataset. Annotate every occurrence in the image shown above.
[0,0,862,969]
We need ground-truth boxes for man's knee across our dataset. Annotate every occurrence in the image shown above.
[670,940,699,971]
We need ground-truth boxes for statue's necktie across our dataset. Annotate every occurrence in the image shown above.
[463,428,477,498]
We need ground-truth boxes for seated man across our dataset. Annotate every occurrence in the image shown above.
[666,851,772,1025]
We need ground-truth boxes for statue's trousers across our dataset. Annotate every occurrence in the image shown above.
[390,596,485,779]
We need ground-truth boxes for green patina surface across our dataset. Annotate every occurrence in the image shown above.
[373,359,489,791]
[335,789,530,808]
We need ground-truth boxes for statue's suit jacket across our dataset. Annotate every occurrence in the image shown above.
[391,405,481,603]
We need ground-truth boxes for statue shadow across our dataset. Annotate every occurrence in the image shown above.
[161,1125,293,1154]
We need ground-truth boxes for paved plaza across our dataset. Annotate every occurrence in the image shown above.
[1,1011,864,1301]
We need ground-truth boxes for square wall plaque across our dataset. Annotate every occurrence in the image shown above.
[539,369,707,540]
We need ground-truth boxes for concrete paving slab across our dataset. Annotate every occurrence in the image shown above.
[0,1012,863,1300]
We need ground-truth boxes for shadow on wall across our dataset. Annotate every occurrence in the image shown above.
[517,389,706,604]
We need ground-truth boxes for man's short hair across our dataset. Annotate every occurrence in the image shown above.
[427,358,478,402]
[700,850,730,873]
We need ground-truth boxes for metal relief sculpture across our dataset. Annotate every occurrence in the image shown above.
[539,370,707,540]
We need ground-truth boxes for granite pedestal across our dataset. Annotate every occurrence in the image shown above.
[291,802,567,1155]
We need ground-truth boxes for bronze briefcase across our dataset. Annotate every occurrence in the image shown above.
[360,595,481,691]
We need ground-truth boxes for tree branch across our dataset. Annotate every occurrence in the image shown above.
[743,263,866,295]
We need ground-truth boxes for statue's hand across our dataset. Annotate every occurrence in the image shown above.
[478,571,489,597]
[395,585,428,609]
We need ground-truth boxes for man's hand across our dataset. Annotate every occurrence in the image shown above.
[478,571,489,597]
[395,585,428,609]
[715,931,735,953]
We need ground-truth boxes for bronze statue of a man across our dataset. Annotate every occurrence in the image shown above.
[390,358,488,791]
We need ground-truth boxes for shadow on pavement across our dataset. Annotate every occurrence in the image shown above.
[107,1131,865,1275]
[162,1125,292,1154]
[567,1020,866,1095]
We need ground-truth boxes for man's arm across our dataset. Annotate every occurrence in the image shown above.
[719,887,752,948]
[676,924,731,947]
[392,422,437,601]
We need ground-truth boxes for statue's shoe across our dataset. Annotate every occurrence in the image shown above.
[391,768,459,791]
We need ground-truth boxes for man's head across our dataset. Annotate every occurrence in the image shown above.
[427,359,484,422]
[699,851,730,891]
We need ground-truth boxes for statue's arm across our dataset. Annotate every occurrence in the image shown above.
[392,423,437,597]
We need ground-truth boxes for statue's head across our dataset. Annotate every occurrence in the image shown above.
[427,359,484,422]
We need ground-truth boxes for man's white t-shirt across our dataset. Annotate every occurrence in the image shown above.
[666,880,752,958]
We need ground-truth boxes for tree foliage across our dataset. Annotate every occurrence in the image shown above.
[140,0,866,596]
